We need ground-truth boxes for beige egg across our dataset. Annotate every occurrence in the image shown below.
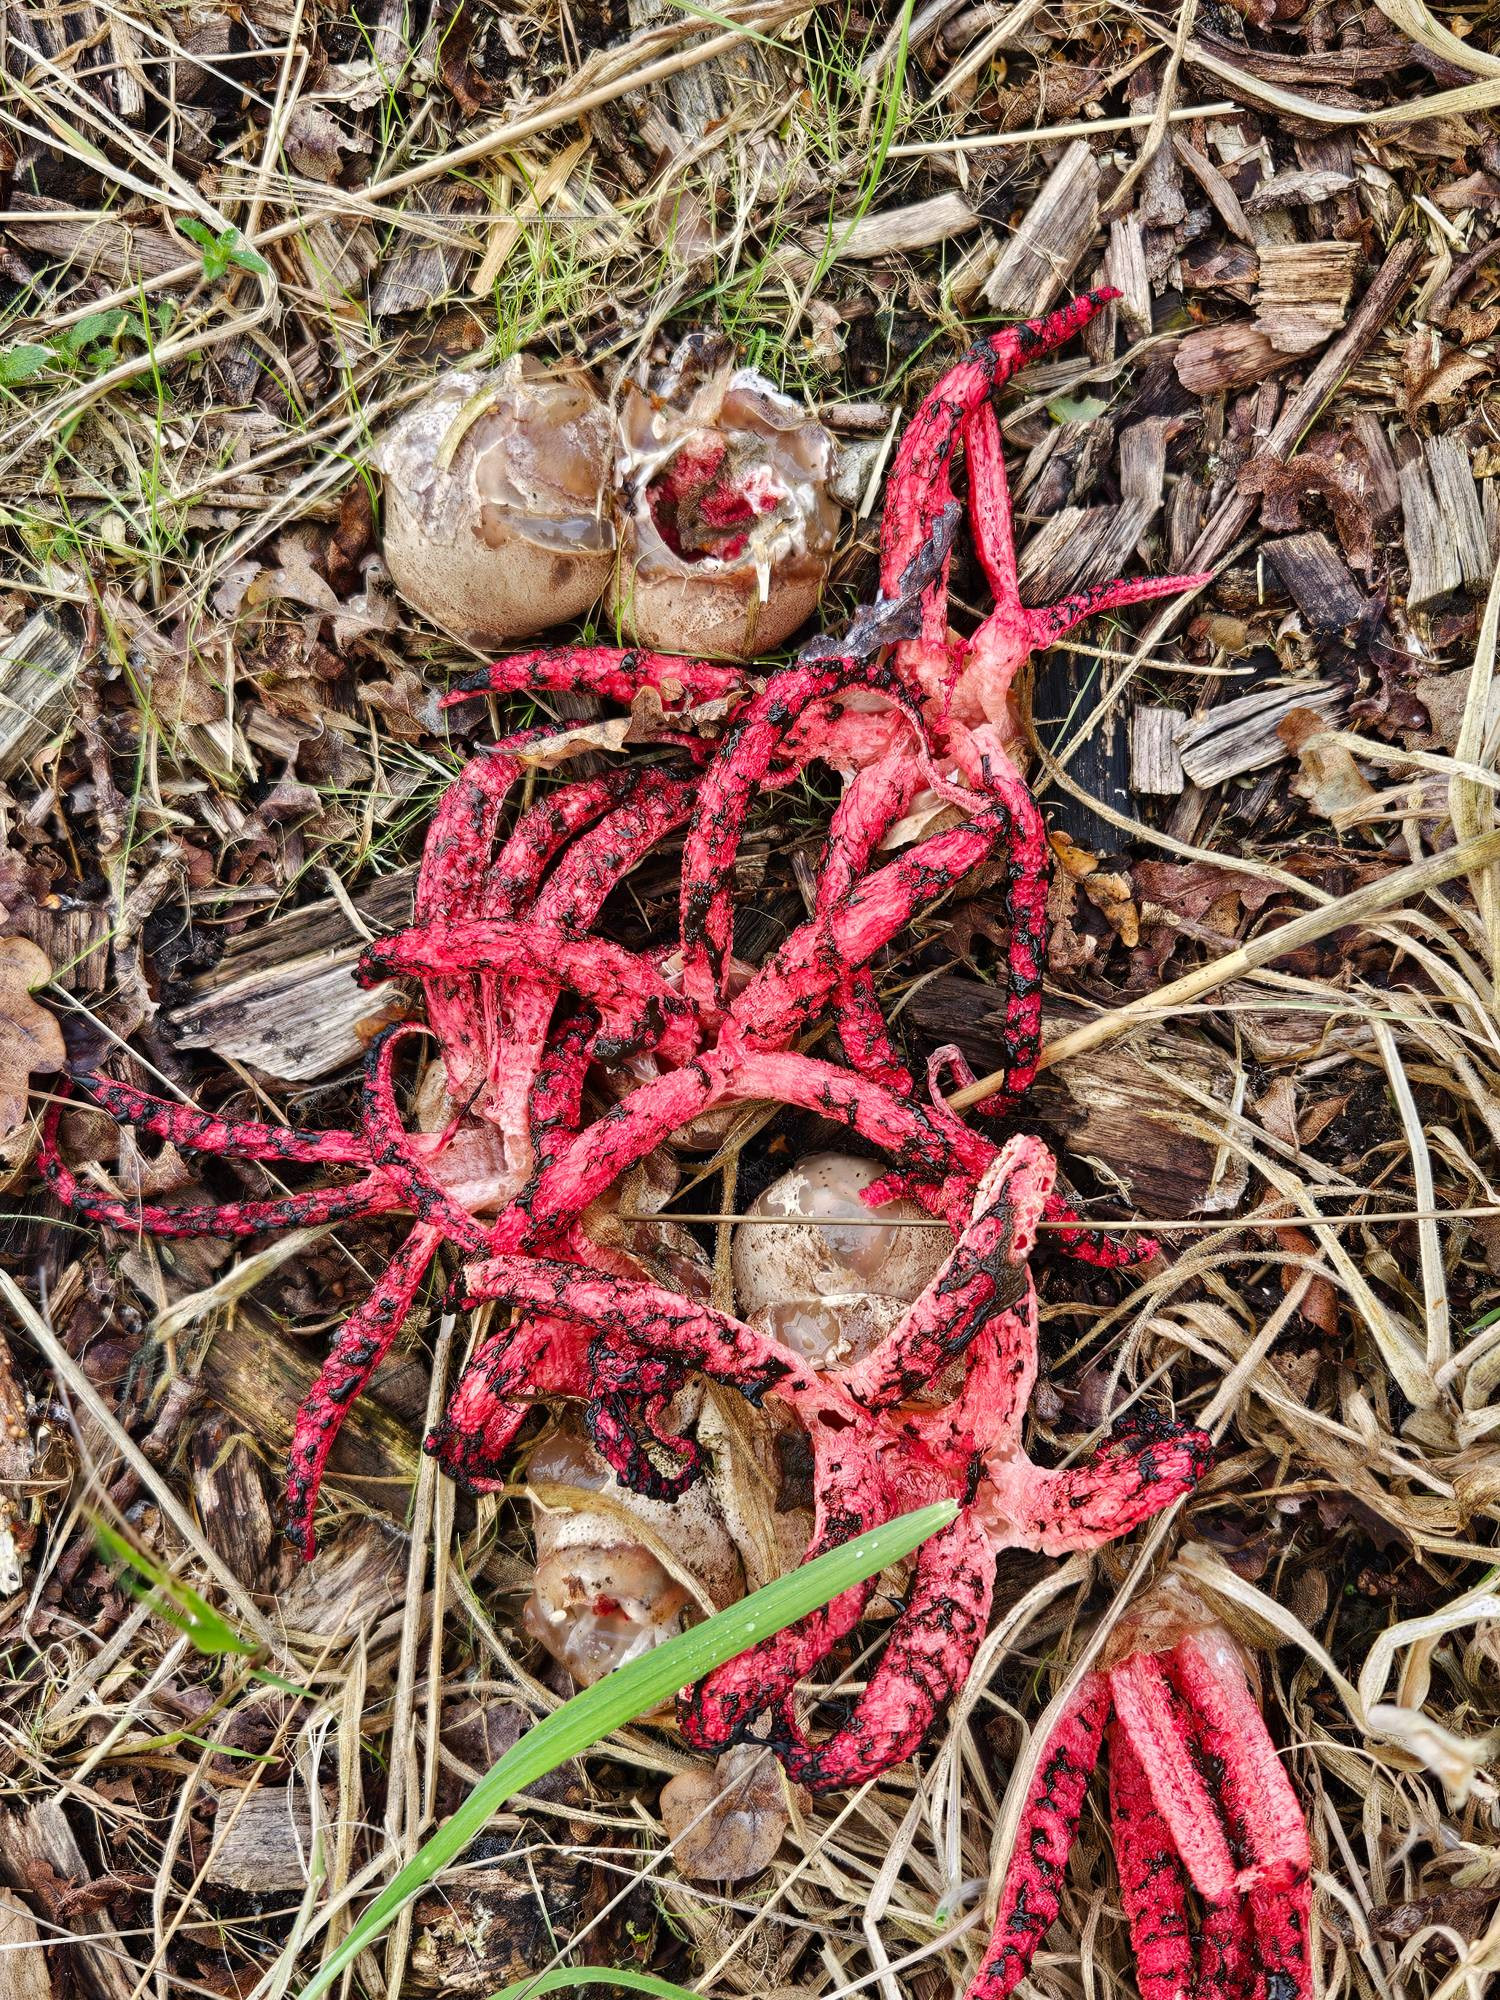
[522,1413,744,1688]
[732,1152,954,1369]
[608,336,839,661]
[377,356,614,647]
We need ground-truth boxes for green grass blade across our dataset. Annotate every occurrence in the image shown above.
[293,1500,957,2000]
[487,1970,702,2000]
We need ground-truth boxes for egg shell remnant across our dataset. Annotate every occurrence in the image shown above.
[609,335,840,661]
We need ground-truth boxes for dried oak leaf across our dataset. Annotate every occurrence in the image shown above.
[661,1745,800,1882]
[0,937,64,1139]
[1240,449,1376,573]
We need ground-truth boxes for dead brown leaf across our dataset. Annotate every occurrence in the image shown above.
[661,1746,797,1882]
[0,937,65,1140]
[1281,707,1375,820]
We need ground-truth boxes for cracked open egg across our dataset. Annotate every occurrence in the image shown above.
[377,356,614,647]
[609,333,840,660]
[732,1152,953,1368]
[522,1415,745,1686]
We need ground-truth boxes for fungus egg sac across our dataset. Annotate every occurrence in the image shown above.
[731,1152,953,1369]
[377,356,614,647]
[522,1417,744,1687]
[609,333,839,661]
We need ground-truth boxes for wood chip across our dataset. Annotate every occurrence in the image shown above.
[1349,410,1401,519]
[1105,216,1152,337]
[1174,134,1253,243]
[204,1787,325,1891]
[0,612,85,779]
[1131,705,1187,794]
[1398,439,1486,606]
[1263,531,1370,631]
[191,1419,278,1590]
[0,1803,133,2000]
[1178,681,1345,786]
[200,1309,422,1541]
[1424,432,1490,590]
[168,869,413,1080]
[982,139,1100,314]
[0,1889,51,2000]
[795,192,981,271]
[1176,321,1296,394]
[1253,241,1360,355]
[1119,418,1172,516]
[369,186,481,315]
[1018,500,1153,603]
[278,1522,410,1641]
[5,196,183,284]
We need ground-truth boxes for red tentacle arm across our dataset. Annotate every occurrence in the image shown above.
[1044,1188,1158,1270]
[979,1414,1212,1557]
[285,1221,444,1558]
[1107,1720,1202,2000]
[816,751,925,1096]
[425,1309,595,1493]
[967,1675,1112,2000]
[774,1507,996,1792]
[498,1045,990,1256]
[357,920,700,1069]
[444,644,744,711]
[1164,1629,1314,2000]
[38,1106,399,1239]
[675,656,921,1016]
[484,767,697,1155]
[839,1135,1051,1414]
[70,1075,372,1167]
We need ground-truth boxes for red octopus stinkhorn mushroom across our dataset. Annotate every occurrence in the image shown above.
[38,291,1314,2000]
[974,1577,1313,2000]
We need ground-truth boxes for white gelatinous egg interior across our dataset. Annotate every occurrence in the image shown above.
[732,1152,953,1368]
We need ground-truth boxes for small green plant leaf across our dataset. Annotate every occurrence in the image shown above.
[293,1500,958,2000]
[0,344,52,387]
[1046,392,1109,425]
[93,1519,259,1658]
[59,309,131,357]
[226,239,270,277]
[487,1971,702,2000]
[178,217,265,283]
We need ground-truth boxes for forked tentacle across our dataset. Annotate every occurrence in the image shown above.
[72,1074,372,1167]
[38,1102,398,1239]
[286,1220,444,1557]
[357,919,699,1068]
[979,1414,1212,1556]
[360,1026,494,1252]
[1164,1630,1314,2000]
[486,766,698,1150]
[967,1674,1112,2000]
